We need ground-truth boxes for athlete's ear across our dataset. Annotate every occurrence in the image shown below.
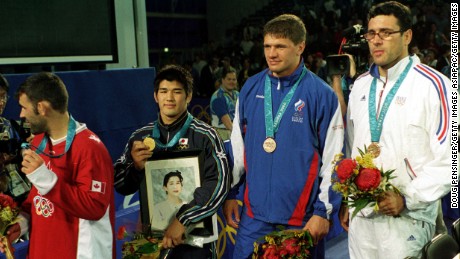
[37,101,51,116]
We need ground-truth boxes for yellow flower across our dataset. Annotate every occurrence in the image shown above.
[360,153,376,168]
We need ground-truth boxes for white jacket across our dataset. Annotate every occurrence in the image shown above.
[347,55,452,224]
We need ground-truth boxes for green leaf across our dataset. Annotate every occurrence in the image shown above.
[350,198,371,220]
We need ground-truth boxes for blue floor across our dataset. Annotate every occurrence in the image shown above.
[325,231,350,259]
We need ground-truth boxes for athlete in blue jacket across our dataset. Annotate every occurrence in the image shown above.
[223,14,344,258]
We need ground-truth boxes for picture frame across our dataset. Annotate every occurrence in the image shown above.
[140,149,216,238]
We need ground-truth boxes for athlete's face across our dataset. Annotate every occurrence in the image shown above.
[154,80,192,125]
[366,15,412,72]
[18,93,48,135]
[163,176,183,197]
[264,34,305,77]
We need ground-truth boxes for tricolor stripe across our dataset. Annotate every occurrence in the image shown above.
[414,64,450,144]
[288,152,319,226]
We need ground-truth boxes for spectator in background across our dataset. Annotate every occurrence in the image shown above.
[312,52,328,82]
[210,68,239,141]
[435,43,451,76]
[238,57,256,87]
[199,56,220,98]
[0,74,31,205]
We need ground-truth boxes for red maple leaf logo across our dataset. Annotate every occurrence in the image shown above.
[94,183,100,189]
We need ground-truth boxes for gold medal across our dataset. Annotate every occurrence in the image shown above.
[143,137,156,151]
[263,138,277,153]
[367,142,380,158]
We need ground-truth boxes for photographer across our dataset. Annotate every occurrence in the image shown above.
[330,53,357,115]
[0,74,31,204]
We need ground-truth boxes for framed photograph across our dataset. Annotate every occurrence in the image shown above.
[140,149,215,237]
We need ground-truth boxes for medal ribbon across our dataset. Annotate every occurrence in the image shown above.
[369,57,413,142]
[264,67,307,139]
[152,112,193,149]
[22,114,77,158]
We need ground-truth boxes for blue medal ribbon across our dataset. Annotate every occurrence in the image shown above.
[152,112,193,149]
[369,57,413,142]
[22,114,77,158]
[264,67,307,139]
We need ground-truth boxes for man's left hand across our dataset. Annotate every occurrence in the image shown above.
[303,215,330,245]
[378,191,405,216]
[162,218,186,249]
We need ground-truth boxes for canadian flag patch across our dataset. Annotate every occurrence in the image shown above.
[179,138,188,145]
[91,180,106,194]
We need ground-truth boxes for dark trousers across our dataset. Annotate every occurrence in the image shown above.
[161,242,216,259]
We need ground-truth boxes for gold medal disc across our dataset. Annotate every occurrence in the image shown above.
[367,142,380,158]
[263,138,277,153]
[143,137,156,151]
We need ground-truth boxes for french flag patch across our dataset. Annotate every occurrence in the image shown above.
[91,180,106,194]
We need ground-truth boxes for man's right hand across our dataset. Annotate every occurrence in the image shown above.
[0,223,20,254]
[339,204,349,232]
[130,141,153,171]
[223,199,240,229]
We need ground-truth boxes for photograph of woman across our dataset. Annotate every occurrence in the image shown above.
[152,170,187,230]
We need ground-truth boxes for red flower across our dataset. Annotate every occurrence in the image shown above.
[282,238,300,255]
[0,194,16,209]
[263,245,280,259]
[336,159,357,182]
[117,226,127,240]
[355,168,381,191]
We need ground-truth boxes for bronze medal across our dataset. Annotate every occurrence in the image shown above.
[367,142,380,158]
[143,137,156,151]
[263,138,277,153]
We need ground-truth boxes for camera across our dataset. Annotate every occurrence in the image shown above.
[0,119,31,155]
[327,24,369,76]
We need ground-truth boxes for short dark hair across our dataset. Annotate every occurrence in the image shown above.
[368,1,412,31]
[15,72,68,114]
[154,65,193,97]
[263,14,306,45]
[163,170,184,187]
[221,67,237,80]
[0,74,9,92]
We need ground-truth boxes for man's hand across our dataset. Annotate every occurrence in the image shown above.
[378,191,405,216]
[223,199,240,229]
[130,141,153,171]
[303,215,330,245]
[0,223,20,253]
[339,204,350,232]
[162,218,186,249]
[21,149,44,175]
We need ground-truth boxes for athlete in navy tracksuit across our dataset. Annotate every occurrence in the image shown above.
[224,14,344,258]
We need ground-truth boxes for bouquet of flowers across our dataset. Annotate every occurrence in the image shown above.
[252,226,313,259]
[331,147,399,219]
[0,193,20,259]
[119,225,168,259]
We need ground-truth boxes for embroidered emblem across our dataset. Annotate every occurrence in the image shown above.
[294,99,305,112]
[395,96,406,105]
[177,138,189,150]
[89,134,101,143]
[360,95,366,101]
[91,180,106,193]
[292,99,304,123]
[407,235,416,241]
[33,195,55,217]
